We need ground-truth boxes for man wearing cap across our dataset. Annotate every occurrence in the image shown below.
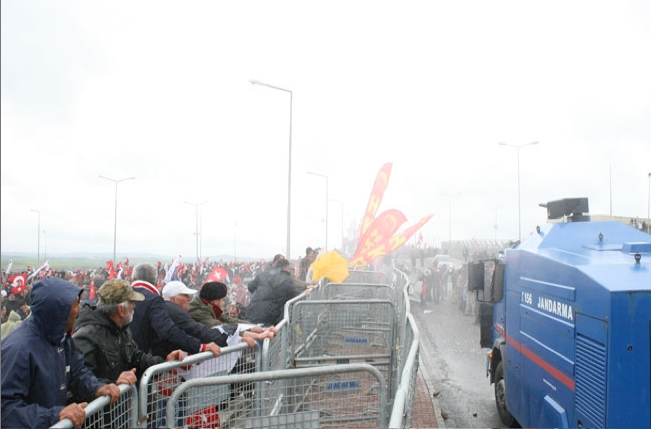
[129,263,221,359]
[73,279,185,386]
[1,277,120,429]
[152,281,232,357]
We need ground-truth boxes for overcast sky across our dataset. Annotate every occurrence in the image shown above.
[2,1,650,262]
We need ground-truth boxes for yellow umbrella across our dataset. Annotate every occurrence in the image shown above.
[310,250,350,283]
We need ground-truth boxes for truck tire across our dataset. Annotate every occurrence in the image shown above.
[494,361,518,427]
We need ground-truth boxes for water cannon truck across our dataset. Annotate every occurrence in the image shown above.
[471,198,651,428]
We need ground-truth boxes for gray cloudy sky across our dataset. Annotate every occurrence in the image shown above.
[2,0,650,261]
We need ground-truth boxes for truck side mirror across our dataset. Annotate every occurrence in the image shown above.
[467,261,484,292]
[491,262,505,302]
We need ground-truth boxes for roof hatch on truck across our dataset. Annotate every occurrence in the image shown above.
[539,197,590,222]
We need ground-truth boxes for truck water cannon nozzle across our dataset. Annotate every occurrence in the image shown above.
[543,197,590,222]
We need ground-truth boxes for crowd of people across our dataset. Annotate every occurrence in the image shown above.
[1,250,321,429]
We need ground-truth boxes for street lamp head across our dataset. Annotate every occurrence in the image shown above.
[498,141,539,148]
[99,175,136,183]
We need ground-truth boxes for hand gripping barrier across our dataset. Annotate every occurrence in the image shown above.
[50,383,137,428]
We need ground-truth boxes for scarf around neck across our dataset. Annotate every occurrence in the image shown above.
[201,297,223,320]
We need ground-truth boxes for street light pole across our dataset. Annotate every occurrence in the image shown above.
[307,171,329,251]
[489,205,503,240]
[440,192,460,245]
[99,175,136,263]
[30,209,40,264]
[250,79,293,258]
[184,201,208,263]
[43,230,47,261]
[498,141,539,241]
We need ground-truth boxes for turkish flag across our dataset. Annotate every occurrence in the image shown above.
[205,267,228,284]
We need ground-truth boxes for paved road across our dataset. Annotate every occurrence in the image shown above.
[411,284,503,429]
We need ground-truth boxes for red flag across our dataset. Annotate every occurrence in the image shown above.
[351,209,407,260]
[89,277,96,301]
[349,214,433,267]
[205,267,228,284]
[359,162,392,237]
[8,273,27,288]
[125,257,130,266]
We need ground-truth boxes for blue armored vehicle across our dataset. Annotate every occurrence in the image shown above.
[472,198,651,428]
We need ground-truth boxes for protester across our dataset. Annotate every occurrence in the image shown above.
[1,277,120,429]
[1,305,22,339]
[153,280,234,357]
[129,263,221,359]
[230,275,250,308]
[298,247,318,282]
[73,279,185,386]
[247,254,285,295]
[228,302,245,319]
[246,258,305,326]
[189,281,277,337]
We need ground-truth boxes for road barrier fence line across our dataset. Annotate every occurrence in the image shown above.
[51,264,420,428]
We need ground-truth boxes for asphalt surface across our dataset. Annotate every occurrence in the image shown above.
[410,282,503,429]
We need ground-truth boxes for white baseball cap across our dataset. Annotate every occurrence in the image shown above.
[162,281,198,300]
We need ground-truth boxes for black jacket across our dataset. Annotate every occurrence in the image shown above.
[247,267,279,294]
[73,303,164,384]
[246,269,302,325]
[130,281,202,357]
[152,301,229,358]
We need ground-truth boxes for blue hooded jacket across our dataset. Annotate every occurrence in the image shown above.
[1,277,105,429]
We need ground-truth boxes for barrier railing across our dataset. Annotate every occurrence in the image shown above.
[137,341,260,428]
[50,384,137,428]
[166,363,388,428]
[288,299,396,399]
[51,265,421,429]
[389,312,420,428]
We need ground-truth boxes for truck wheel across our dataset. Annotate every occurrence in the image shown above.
[494,361,518,427]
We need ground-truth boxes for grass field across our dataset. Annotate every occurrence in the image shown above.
[0,254,165,272]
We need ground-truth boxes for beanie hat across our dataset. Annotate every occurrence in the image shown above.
[200,282,227,301]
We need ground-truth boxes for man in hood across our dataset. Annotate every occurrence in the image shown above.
[1,277,120,429]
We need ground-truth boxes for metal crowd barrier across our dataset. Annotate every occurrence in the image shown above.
[319,281,394,301]
[52,265,421,429]
[389,312,420,428]
[288,299,396,397]
[166,363,387,428]
[137,341,260,428]
[50,384,137,428]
